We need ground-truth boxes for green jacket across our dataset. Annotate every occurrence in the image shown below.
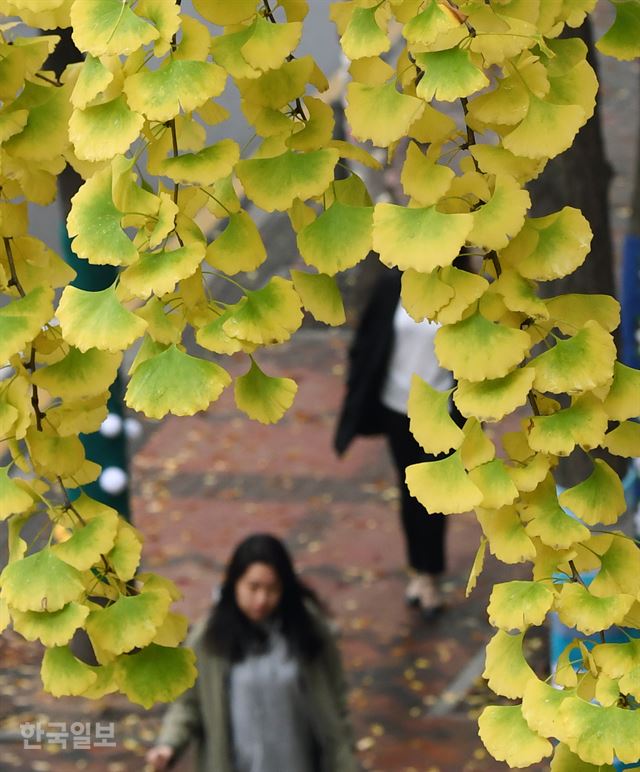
[157,614,359,772]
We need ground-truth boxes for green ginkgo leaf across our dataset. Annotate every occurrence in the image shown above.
[454,368,535,422]
[468,174,531,250]
[290,270,345,326]
[592,639,640,680]
[70,95,144,162]
[0,286,54,364]
[67,167,138,266]
[0,467,34,520]
[70,54,114,110]
[237,56,320,109]
[522,682,576,743]
[589,535,640,599]
[234,360,297,424]
[503,94,586,160]
[57,283,147,352]
[52,509,119,572]
[407,376,463,455]
[400,141,455,207]
[558,459,626,527]
[527,394,608,456]
[107,520,143,582]
[158,141,239,186]
[71,0,159,56]
[124,59,227,122]
[484,630,536,699]
[555,582,634,636]
[32,346,121,400]
[477,505,536,564]
[405,450,483,515]
[11,602,89,647]
[120,243,205,300]
[0,548,85,612]
[195,308,250,356]
[206,211,267,275]
[601,420,640,457]
[520,474,591,550]
[297,199,373,275]
[602,361,640,421]
[403,0,460,45]
[469,459,519,509]
[222,277,303,345]
[478,705,552,768]
[549,742,616,772]
[596,0,640,60]
[340,5,389,60]
[434,311,530,382]
[488,580,555,631]
[618,665,640,701]
[41,645,98,697]
[345,80,424,146]
[115,643,197,708]
[532,321,616,394]
[414,48,489,102]
[400,268,454,322]
[126,344,231,419]
[487,269,549,320]
[86,590,171,655]
[500,207,592,281]
[236,148,338,212]
[373,204,473,273]
[210,26,258,80]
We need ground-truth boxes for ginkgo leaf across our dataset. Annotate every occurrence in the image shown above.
[503,95,586,160]
[287,97,335,152]
[527,394,608,456]
[405,450,483,515]
[484,630,536,699]
[478,705,552,768]
[400,268,454,322]
[120,243,205,299]
[454,368,535,422]
[477,506,536,564]
[153,611,189,647]
[237,56,318,109]
[349,55,394,85]
[558,460,626,527]
[601,421,640,457]
[107,520,143,582]
[435,266,490,325]
[466,536,486,597]
[487,269,548,320]
[460,417,496,469]
[57,283,147,352]
[86,590,171,655]
[596,0,640,60]
[373,204,473,273]
[555,582,634,636]
[52,509,119,572]
[0,286,54,363]
[236,148,338,212]
[532,321,616,394]
[0,109,28,143]
[500,207,592,281]
[240,17,303,71]
[469,459,519,509]
[70,95,143,162]
[522,681,576,742]
[403,0,460,45]
[470,143,546,184]
[592,639,640,681]
[468,175,531,250]
[195,308,251,356]
[32,346,121,400]
[11,602,89,647]
[192,0,256,25]
[206,211,267,275]
[407,376,463,455]
[70,54,114,109]
[488,580,555,631]
[589,535,640,599]
[26,427,86,478]
[290,270,345,326]
[46,394,109,437]
[0,548,84,612]
[549,743,616,772]
[135,296,183,345]
[345,80,424,147]
[327,138,382,169]
[414,48,489,102]
[340,5,389,60]
[222,277,303,345]
[71,0,159,56]
[126,344,231,419]
[519,474,591,549]
[297,199,373,275]
[434,311,530,382]
[158,141,239,186]
[67,167,137,266]
[467,76,530,126]
[115,643,197,709]
[124,59,227,122]
[602,361,640,421]
[234,360,297,424]
[0,467,34,520]
[41,645,98,697]
[400,141,454,206]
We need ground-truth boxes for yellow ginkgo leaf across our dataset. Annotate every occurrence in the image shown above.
[602,361,640,421]
[507,451,554,495]
[120,242,205,300]
[589,534,640,599]
[41,645,98,697]
[527,393,608,456]
[70,54,114,110]
[522,682,575,743]
[470,143,546,184]
[11,602,89,648]
[373,204,473,273]
[234,360,297,424]
[460,417,496,470]
[345,80,424,147]
[549,742,616,772]
[290,270,345,326]
[478,705,552,768]
[32,346,121,400]
[558,459,627,527]
[407,102,457,145]
[158,141,240,186]
[287,97,335,152]
[240,17,303,71]
[469,459,519,509]
[466,536,486,597]
[434,311,530,382]
[400,268,453,322]
[519,474,591,550]
[69,95,144,162]
[596,0,640,61]
[237,56,317,109]
[435,266,490,325]
[70,0,159,56]
[403,0,460,45]
[484,629,536,699]
[503,94,586,160]
[488,580,555,631]
[236,148,338,212]
[486,269,548,320]
[0,286,54,364]
[600,420,640,458]
[349,55,394,85]
[195,307,253,356]
[477,505,536,564]
[467,75,530,126]
[407,375,464,455]
[454,367,535,422]
[555,582,634,636]
[206,211,267,276]
[468,174,531,250]
[192,0,257,25]
[340,5,390,60]
[57,283,147,352]
[400,141,454,206]
[414,48,489,102]
[0,467,34,520]
[405,450,483,515]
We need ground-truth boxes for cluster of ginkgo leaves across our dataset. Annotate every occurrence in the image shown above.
[0,0,639,766]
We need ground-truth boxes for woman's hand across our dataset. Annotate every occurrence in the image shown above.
[145,744,175,771]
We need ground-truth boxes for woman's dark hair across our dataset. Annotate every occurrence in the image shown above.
[203,533,326,663]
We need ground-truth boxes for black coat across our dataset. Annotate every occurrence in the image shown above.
[334,269,401,456]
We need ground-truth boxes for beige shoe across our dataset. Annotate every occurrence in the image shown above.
[412,573,444,619]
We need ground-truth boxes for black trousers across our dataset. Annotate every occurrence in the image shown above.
[382,406,446,575]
